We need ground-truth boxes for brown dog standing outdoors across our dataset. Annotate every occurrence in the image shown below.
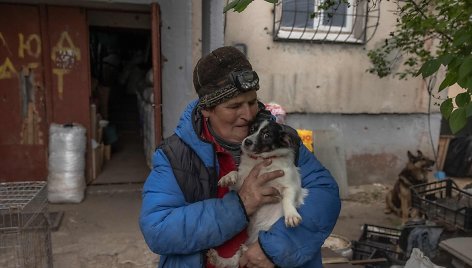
[384,150,435,223]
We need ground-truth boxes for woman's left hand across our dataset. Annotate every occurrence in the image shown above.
[239,242,274,268]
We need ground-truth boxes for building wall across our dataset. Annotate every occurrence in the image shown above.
[286,113,441,185]
[154,0,197,137]
[224,1,443,185]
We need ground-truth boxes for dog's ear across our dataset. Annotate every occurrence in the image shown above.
[407,151,414,161]
[417,150,423,157]
[281,131,293,147]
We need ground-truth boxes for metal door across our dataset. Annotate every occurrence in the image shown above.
[0,4,91,182]
[46,6,90,128]
[0,4,48,181]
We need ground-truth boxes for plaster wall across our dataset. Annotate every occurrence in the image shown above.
[224,1,444,185]
[224,1,441,114]
[153,0,197,138]
[286,113,441,186]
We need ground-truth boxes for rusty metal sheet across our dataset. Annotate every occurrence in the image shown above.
[0,4,47,181]
[47,6,91,129]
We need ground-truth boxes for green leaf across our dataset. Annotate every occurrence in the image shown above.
[455,92,471,107]
[466,102,472,117]
[449,108,467,134]
[438,54,454,66]
[438,71,458,92]
[264,0,278,3]
[416,59,441,78]
[224,0,253,12]
[459,57,472,80]
[453,33,471,47]
[458,75,470,88]
[465,77,472,91]
[224,0,239,12]
[440,98,453,119]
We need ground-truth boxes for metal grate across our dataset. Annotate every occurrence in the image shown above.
[273,0,380,44]
[0,181,53,268]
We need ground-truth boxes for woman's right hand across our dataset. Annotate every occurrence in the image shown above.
[238,160,283,216]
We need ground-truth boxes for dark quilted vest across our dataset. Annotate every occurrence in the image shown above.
[159,134,218,203]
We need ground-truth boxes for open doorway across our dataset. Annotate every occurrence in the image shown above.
[88,13,152,185]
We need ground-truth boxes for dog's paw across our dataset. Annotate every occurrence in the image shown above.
[207,249,219,265]
[218,171,238,187]
[285,211,302,227]
[207,248,240,268]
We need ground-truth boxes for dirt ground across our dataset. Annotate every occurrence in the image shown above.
[48,178,472,268]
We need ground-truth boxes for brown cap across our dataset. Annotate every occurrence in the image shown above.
[193,46,258,108]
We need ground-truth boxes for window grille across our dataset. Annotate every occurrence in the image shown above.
[273,0,380,44]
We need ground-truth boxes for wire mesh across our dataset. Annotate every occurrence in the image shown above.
[0,181,52,268]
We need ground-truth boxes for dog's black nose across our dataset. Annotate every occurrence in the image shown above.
[244,139,253,147]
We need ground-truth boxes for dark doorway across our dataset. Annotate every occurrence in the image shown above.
[89,26,152,184]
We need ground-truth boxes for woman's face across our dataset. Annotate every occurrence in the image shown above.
[202,90,259,143]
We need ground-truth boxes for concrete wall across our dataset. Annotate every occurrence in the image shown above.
[224,1,443,185]
[154,0,197,137]
[286,113,441,185]
[224,1,437,114]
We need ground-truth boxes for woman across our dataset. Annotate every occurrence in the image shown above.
[139,46,341,268]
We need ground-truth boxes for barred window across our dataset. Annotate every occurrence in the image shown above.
[274,0,379,44]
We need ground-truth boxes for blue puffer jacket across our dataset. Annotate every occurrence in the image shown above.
[139,100,341,268]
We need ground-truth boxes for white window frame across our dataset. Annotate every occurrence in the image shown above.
[313,0,354,33]
[276,0,364,44]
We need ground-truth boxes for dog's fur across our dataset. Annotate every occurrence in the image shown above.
[384,150,435,223]
[208,119,308,268]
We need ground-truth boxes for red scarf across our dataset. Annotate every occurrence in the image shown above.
[201,119,248,267]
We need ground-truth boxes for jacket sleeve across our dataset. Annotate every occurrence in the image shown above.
[139,149,248,255]
[258,144,341,267]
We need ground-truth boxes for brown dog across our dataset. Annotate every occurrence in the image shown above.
[384,150,435,223]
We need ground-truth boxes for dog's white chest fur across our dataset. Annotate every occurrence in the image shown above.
[208,119,308,268]
[238,153,306,243]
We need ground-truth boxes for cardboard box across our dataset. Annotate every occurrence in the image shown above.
[91,143,104,180]
[104,144,111,162]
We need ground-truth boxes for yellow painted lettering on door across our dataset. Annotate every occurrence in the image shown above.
[52,68,69,99]
[51,31,81,62]
[0,57,17,80]
[18,33,41,58]
[0,32,7,47]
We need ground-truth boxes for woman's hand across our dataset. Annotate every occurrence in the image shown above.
[239,242,274,268]
[238,159,283,216]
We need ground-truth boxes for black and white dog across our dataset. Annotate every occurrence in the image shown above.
[208,118,308,268]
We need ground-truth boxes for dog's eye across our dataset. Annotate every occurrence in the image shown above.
[249,125,257,133]
[262,133,270,139]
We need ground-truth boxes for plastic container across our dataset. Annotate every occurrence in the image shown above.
[411,179,472,232]
[351,224,407,267]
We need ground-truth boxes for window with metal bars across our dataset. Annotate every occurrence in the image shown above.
[274,0,380,44]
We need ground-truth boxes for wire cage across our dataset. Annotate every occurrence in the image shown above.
[0,181,53,268]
